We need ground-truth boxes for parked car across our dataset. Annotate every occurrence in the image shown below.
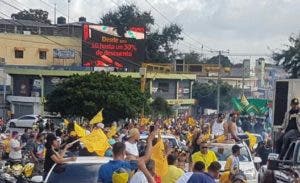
[139,134,182,149]
[209,142,262,183]
[31,156,112,183]
[42,115,64,129]
[8,115,45,128]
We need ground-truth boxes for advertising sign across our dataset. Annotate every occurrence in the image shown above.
[53,49,75,59]
[82,24,145,68]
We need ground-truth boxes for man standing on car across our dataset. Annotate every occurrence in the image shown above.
[276,98,300,159]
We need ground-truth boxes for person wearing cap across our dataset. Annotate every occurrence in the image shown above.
[125,128,140,160]
[225,145,241,172]
[276,98,300,158]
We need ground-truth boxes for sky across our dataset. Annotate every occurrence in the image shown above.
[1,0,300,63]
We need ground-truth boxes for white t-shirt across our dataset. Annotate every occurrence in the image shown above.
[176,172,193,183]
[212,120,224,136]
[125,141,139,157]
[129,171,147,183]
[9,139,22,160]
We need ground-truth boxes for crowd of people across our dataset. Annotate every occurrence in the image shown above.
[0,110,275,183]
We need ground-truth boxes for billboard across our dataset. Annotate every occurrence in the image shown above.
[82,24,145,68]
[53,49,75,59]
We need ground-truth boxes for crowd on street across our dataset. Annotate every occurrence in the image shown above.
[0,110,275,183]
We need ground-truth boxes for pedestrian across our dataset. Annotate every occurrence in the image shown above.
[225,145,241,171]
[21,128,30,144]
[276,98,300,159]
[191,141,218,171]
[125,128,140,160]
[176,161,206,183]
[130,159,160,183]
[256,139,272,165]
[228,112,241,141]
[162,154,184,183]
[44,133,76,179]
[9,131,22,163]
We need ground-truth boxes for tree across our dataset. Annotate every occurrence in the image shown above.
[150,97,173,117]
[183,51,203,64]
[46,72,148,123]
[100,4,183,63]
[206,55,232,67]
[11,9,51,24]
[273,34,300,78]
[192,81,241,112]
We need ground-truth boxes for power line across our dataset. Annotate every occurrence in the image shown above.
[144,0,212,51]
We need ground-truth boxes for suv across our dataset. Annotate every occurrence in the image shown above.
[258,139,300,183]
[8,115,44,128]
[209,142,262,183]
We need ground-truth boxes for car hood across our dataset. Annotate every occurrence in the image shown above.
[219,161,257,180]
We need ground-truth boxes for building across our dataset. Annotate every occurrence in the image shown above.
[0,33,81,66]
[5,66,196,117]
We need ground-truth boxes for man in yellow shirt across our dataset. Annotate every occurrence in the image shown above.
[162,154,184,183]
[191,142,217,171]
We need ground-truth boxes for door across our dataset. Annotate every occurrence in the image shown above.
[17,116,36,128]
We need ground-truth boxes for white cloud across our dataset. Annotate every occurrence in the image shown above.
[1,0,300,61]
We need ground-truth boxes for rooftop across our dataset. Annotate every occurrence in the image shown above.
[0,19,55,28]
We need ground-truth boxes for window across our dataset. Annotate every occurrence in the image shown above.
[158,82,169,93]
[19,116,35,120]
[15,50,23,58]
[39,51,47,60]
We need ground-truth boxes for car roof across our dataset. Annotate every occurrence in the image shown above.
[140,134,176,139]
[65,156,112,164]
[21,114,38,118]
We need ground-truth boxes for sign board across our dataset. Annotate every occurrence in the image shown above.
[53,49,75,59]
[82,24,145,68]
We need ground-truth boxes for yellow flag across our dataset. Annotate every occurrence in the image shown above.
[187,117,196,127]
[151,139,168,177]
[107,124,117,139]
[80,129,110,156]
[245,131,257,151]
[74,122,86,138]
[140,117,150,126]
[163,119,171,125]
[90,109,104,125]
[64,119,69,126]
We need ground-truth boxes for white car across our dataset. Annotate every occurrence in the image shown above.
[209,142,262,183]
[8,115,43,128]
[140,134,182,148]
[30,156,112,183]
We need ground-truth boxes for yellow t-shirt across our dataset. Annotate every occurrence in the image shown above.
[162,165,184,183]
[191,150,218,170]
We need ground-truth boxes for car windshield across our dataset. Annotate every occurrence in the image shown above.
[47,163,102,183]
[209,145,251,162]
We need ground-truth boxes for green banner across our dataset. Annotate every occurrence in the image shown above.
[231,97,271,116]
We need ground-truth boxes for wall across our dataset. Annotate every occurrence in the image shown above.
[152,79,177,99]
[0,33,81,66]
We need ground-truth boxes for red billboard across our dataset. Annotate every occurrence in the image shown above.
[82,24,145,68]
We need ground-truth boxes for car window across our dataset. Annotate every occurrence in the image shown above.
[209,146,251,162]
[19,116,35,120]
[47,163,102,183]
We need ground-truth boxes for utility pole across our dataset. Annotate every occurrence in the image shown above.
[68,0,70,35]
[54,3,56,24]
[242,59,245,95]
[210,49,230,113]
[217,51,221,113]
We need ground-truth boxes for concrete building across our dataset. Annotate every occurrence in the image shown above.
[0,33,81,66]
[5,66,196,117]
